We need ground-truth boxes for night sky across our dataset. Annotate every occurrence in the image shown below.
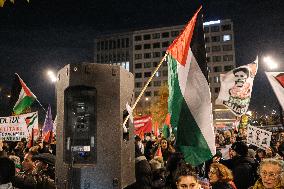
[0,0,283,115]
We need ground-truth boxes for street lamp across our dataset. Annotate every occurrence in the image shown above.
[47,70,57,83]
[263,56,278,70]
[145,97,150,115]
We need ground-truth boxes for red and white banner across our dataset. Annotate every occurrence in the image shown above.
[134,115,152,138]
[0,112,38,141]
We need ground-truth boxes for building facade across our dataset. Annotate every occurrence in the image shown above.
[203,19,237,127]
[94,19,237,125]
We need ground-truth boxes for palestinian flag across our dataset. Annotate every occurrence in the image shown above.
[266,72,284,111]
[11,74,36,115]
[167,7,215,166]
[25,112,38,129]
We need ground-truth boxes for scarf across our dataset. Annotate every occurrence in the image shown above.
[252,179,284,189]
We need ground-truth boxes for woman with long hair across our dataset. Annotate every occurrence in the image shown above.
[208,163,237,189]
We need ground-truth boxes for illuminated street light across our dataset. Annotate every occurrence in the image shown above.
[263,56,278,70]
[47,70,57,83]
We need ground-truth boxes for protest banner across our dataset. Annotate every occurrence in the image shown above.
[0,112,38,141]
[134,115,152,138]
[247,125,272,149]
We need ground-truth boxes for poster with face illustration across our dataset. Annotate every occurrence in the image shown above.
[247,125,272,150]
[215,58,258,117]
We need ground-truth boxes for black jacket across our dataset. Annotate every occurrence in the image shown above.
[221,156,258,189]
[13,172,55,189]
[211,181,234,189]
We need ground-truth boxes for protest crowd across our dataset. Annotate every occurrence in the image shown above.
[1,127,284,189]
[1,5,283,189]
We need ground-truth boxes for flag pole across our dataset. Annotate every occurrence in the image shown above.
[122,53,168,129]
[36,99,47,113]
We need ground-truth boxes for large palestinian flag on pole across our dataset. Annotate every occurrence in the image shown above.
[167,7,215,166]
[10,74,36,115]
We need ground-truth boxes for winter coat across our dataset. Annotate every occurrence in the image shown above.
[252,179,284,189]
[211,181,234,189]
[125,156,152,189]
[221,156,258,189]
[13,171,55,189]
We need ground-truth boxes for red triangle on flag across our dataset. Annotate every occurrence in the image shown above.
[274,73,284,88]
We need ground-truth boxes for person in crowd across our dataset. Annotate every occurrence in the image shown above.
[126,143,152,189]
[208,163,236,189]
[265,147,276,158]
[251,158,284,189]
[135,135,145,155]
[175,163,201,189]
[256,149,266,163]
[0,157,17,189]
[14,153,56,189]
[166,152,186,189]
[149,157,169,189]
[153,138,175,164]
[14,152,36,189]
[220,141,258,189]
[144,140,155,161]
[14,141,25,162]
[248,148,257,159]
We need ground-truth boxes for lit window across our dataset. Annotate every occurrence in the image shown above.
[125,62,129,71]
[223,35,231,42]
[155,71,161,77]
[214,76,220,83]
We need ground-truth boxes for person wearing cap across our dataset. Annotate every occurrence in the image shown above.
[219,141,258,189]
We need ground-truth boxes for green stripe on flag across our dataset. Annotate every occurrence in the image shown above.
[13,96,35,115]
[168,55,212,166]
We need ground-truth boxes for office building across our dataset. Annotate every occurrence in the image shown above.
[94,19,236,125]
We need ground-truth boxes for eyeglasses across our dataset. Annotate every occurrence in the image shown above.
[260,171,280,179]
[208,170,217,175]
